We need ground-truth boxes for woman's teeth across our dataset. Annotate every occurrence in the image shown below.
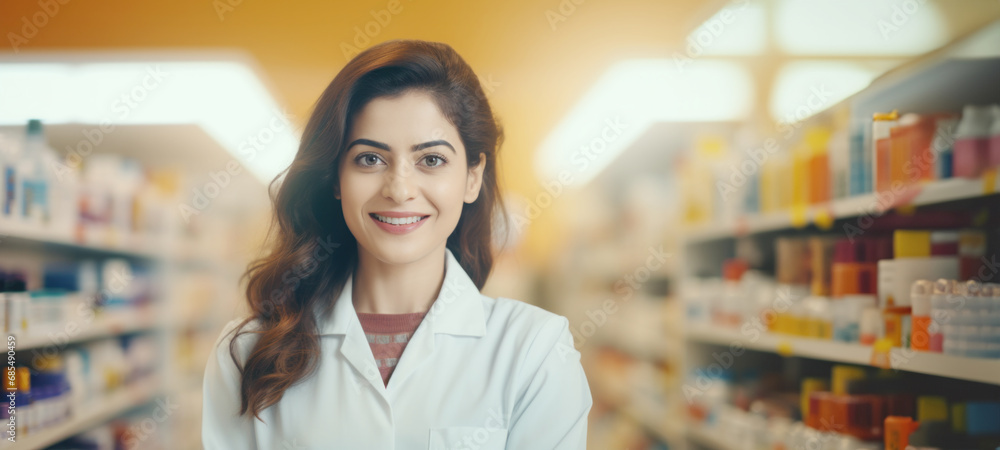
[373,214,425,225]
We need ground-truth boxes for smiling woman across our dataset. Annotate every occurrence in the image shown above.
[201,39,593,450]
[337,89,487,275]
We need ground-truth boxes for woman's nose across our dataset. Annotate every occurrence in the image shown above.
[382,163,416,203]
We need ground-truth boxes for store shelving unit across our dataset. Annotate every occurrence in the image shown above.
[679,19,1000,450]
[684,176,999,243]
[686,325,1000,386]
[0,120,268,449]
[16,313,160,352]
[9,376,163,450]
[589,363,684,447]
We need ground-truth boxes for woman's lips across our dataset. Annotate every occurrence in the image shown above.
[369,213,430,235]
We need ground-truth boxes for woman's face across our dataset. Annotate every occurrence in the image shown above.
[337,89,486,266]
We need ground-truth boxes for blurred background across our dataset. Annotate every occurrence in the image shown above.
[2,0,1000,449]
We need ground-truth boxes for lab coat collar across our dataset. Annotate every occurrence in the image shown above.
[316,247,487,393]
[316,247,487,338]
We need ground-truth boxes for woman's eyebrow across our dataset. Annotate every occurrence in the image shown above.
[346,138,456,154]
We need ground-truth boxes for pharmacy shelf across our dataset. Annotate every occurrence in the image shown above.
[682,176,999,244]
[15,310,160,351]
[686,325,1000,386]
[0,223,164,259]
[588,364,682,447]
[10,376,162,450]
[686,425,735,450]
[592,333,678,363]
[623,403,682,446]
[1,224,243,276]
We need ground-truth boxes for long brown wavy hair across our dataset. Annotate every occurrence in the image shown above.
[227,39,508,420]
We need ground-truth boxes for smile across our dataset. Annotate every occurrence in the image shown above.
[369,213,430,235]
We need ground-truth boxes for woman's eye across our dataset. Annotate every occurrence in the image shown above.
[422,155,446,167]
[357,153,383,167]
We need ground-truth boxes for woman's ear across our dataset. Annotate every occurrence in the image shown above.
[334,184,341,200]
[464,152,486,204]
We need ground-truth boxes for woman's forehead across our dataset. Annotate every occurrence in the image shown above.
[348,93,461,149]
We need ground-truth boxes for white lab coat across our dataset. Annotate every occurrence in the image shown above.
[202,247,593,449]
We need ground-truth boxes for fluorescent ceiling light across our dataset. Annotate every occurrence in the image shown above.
[774,0,948,55]
[0,57,297,184]
[535,59,753,187]
[769,61,881,122]
[689,1,767,56]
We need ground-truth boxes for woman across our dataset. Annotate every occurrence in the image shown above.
[202,39,592,449]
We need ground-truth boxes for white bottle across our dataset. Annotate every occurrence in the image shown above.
[48,146,80,240]
[0,132,24,228]
[20,119,58,226]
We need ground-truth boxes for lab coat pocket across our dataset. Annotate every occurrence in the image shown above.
[427,425,508,450]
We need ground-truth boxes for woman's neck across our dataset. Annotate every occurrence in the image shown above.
[351,246,446,314]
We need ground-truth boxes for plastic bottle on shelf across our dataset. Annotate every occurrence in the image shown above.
[892,114,918,187]
[873,110,900,193]
[849,116,872,195]
[939,280,998,358]
[928,279,954,353]
[0,133,17,225]
[885,415,920,450]
[952,104,994,178]
[989,104,1000,168]
[962,282,1000,359]
[930,115,958,179]
[721,258,748,328]
[30,353,72,432]
[829,115,851,200]
[859,306,883,345]
[988,284,1000,358]
[0,271,6,335]
[834,294,877,343]
[48,146,82,241]
[111,158,144,247]
[910,280,933,351]
[19,119,58,226]
[15,366,32,437]
[3,272,28,337]
[1,132,26,227]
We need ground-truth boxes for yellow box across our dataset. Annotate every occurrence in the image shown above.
[894,230,931,258]
[917,396,948,422]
